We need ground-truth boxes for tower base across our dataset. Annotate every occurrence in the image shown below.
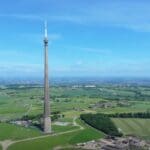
[43,117,52,133]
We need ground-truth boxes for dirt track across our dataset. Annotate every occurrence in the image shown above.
[0,117,84,150]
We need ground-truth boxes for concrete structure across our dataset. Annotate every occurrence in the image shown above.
[77,136,150,150]
[43,21,51,133]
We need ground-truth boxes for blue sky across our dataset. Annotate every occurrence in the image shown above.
[1,0,150,77]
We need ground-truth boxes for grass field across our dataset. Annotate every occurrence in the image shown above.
[8,119,105,150]
[0,123,42,140]
[0,123,81,140]
[1,84,150,149]
[112,118,150,139]
[52,124,79,133]
[97,103,150,114]
[1,86,150,121]
[8,131,85,150]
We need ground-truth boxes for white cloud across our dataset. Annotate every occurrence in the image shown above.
[66,46,111,55]
[0,63,43,76]
[0,14,43,21]
[1,1,150,31]
[79,47,110,55]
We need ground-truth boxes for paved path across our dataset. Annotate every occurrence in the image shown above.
[73,116,84,130]
[0,140,12,150]
[0,117,84,150]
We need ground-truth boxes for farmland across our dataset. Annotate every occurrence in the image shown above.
[0,82,150,149]
[1,84,150,121]
[7,119,104,150]
[112,118,150,139]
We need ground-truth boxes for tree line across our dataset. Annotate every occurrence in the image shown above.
[80,113,122,137]
[80,112,150,137]
[107,112,150,118]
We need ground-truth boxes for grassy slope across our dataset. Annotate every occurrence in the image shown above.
[8,119,104,150]
[0,145,2,150]
[0,123,42,140]
[0,123,80,140]
[52,125,79,133]
[112,118,150,138]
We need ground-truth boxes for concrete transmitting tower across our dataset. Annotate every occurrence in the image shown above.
[43,21,51,133]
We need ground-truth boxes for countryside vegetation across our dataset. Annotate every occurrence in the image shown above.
[0,83,150,149]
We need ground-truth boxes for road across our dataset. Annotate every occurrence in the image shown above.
[0,117,84,150]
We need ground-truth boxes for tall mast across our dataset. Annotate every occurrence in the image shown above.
[43,21,51,133]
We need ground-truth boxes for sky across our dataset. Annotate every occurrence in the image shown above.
[1,0,150,78]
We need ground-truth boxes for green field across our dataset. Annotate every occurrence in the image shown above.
[0,84,150,149]
[0,123,42,140]
[8,119,104,150]
[8,131,88,150]
[0,123,81,141]
[112,118,150,138]
[1,85,150,121]
[52,124,79,133]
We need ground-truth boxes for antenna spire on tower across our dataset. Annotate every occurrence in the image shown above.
[44,20,48,38]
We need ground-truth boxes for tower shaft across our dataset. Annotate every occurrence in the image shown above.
[43,22,51,133]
